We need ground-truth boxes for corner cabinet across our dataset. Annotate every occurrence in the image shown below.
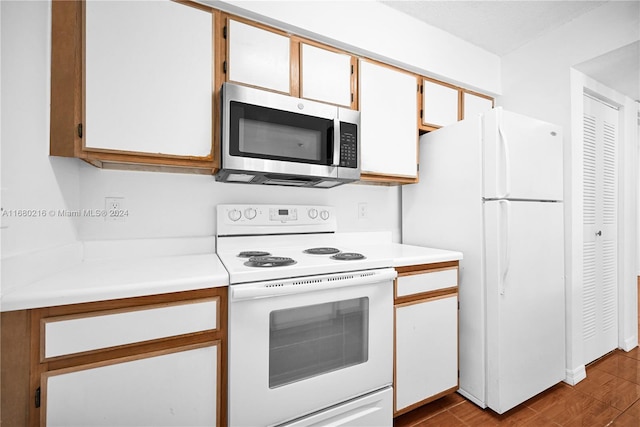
[393,262,459,416]
[0,287,228,427]
[462,90,495,120]
[50,1,218,174]
[419,78,461,131]
[359,60,419,184]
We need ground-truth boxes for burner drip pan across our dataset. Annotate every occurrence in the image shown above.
[331,252,366,261]
[303,247,341,255]
[244,256,297,268]
[238,251,271,258]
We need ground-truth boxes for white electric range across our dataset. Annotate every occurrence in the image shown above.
[216,204,395,427]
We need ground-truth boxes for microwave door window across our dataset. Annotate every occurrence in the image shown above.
[230,101,333,165]
[239,119,322,161]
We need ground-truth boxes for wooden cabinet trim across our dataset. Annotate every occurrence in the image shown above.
[395,260,459,275]
[223,14,292,96]
[419,76,462,131]
[40,296,220,363]
[460,88,495,121]
[394,385,459,417]
[394,289,458,307]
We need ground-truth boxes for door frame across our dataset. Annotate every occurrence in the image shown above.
[566,69,639,385]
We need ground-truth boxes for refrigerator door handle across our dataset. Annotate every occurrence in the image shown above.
[499,200,511,295]
[498,116,511,199]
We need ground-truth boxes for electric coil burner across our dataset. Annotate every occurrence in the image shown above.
[331,252,366,261]
[237,251,271,258]
[303,247,341,255]
[244,256,296,268]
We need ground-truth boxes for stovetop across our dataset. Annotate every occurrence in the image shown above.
[216,204,394,284]
[216,239,391,285]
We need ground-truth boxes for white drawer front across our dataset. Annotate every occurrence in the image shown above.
[44,299,218,359]
[397,268,457,297]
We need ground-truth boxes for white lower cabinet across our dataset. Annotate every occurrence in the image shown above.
[395,295,458,412]
[19,288,228,427]
[394,263,459,416]
[45,344,218,427]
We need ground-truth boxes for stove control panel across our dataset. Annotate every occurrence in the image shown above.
[217,204,336,235]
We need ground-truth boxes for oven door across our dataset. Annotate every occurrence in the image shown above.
[221,82,341,179]
[228,268,395,427]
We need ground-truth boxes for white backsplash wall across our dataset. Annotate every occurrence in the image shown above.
[78,163,402,243]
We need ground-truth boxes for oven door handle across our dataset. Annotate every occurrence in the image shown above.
[231,268,397,301]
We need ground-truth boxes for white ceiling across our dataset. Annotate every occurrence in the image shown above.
[380,0,639,101]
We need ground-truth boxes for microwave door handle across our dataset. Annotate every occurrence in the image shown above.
[332,118,341,167]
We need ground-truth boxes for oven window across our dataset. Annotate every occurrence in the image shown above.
[269,297,369,388]
[229,101,333,165]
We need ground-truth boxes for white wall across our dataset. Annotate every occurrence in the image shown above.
[208,0,501,95]
[1,1,82,293]
[77,165,401,241]
[500,1,639,383]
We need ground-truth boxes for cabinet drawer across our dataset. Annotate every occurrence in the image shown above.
[396,268,457,297]
[43,298,218,359]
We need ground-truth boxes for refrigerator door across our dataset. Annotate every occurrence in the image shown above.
[483,199,565,414]
[483,108,563,201]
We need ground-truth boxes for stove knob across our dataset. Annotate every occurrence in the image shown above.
[320,210,330,220]
[227,209,242,222]
[244,207,257,220]
[308,208,318,219]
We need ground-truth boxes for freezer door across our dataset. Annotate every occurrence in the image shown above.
[483,108,563,201]
[483,200,565,414]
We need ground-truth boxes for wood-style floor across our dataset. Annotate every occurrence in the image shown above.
[394,282,640,427]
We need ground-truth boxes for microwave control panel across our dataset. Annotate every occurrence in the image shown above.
[339,122,358,168]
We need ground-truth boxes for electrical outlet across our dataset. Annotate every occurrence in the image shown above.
[105,197,126,222]
[358,202,368,219]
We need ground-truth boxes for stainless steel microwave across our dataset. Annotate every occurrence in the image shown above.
[216,83,360,188]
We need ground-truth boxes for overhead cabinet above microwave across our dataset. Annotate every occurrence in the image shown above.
[224,17,356,109]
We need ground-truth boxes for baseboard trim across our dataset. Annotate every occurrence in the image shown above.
[564,365,587,386]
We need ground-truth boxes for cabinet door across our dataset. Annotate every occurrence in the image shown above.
[84,1,213,157]
[359,60,418,180]
[421,79,460,128]
[227,19,290,93]
[463,91,494,120]
[44,344,219,427]
[300,43,352,107]
[395,294,458,413]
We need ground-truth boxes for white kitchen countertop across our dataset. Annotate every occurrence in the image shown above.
[0,253,228,312]
[0,235,460,312]
[362,243,463,267]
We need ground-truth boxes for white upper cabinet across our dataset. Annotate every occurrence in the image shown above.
[300,43,352,107]
[359,60,418,181]
[421,79,460,129]
[463,91,494,120]
[85,1,212,157]
[227,19,290,94]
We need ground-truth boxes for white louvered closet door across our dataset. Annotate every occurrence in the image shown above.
[582,93,619,365]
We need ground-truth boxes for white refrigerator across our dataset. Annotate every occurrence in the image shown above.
[402,107,565,414]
